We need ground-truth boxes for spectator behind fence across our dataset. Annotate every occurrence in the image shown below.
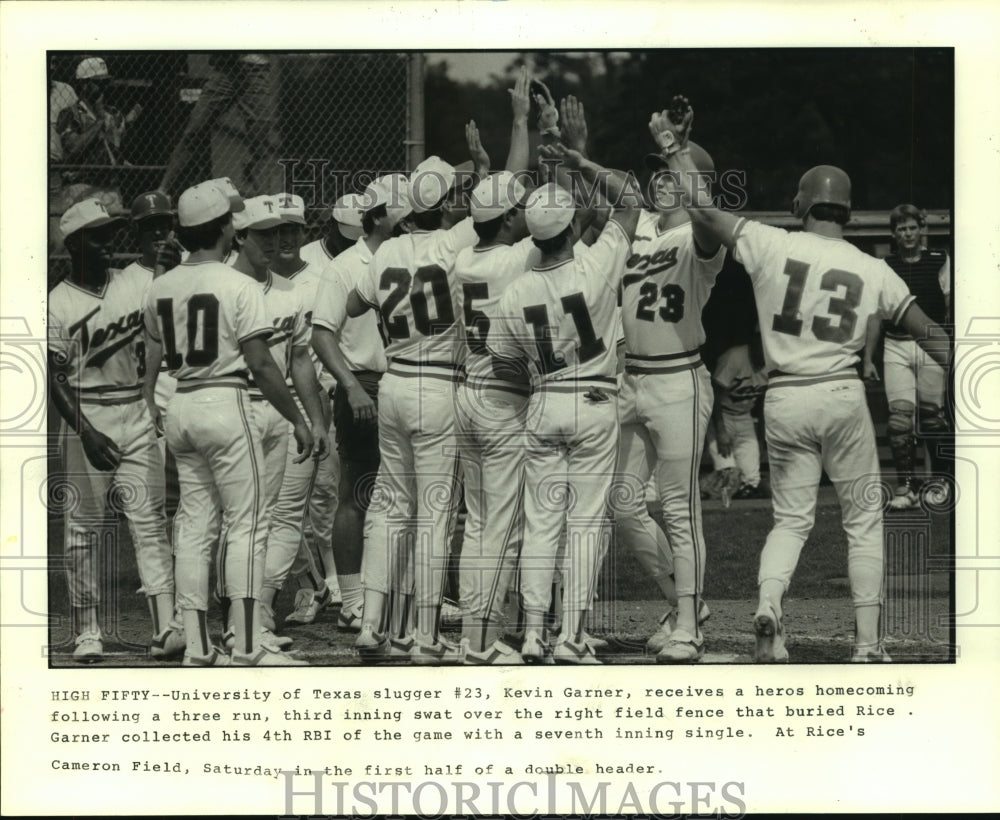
[159,53,281,198]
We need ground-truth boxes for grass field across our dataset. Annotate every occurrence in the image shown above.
[46,482,954,667]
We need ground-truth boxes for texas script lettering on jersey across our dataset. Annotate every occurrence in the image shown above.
[68,306,144,368]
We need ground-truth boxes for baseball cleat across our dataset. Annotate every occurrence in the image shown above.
[387,634,415,658]
[224,627,293,652]
[324,577,343,606]
[150,626,186,660]
[182,648,231,667]
[552,637,601,665]
[337,604,364,632]
[520,630,547,664]
[655,630,705,663]
[889,487,919,510]
[440,598,470,626]
[646,599,712,654]
[581,631,609,652]
[285,587,332,626]
[232,646,309,667]
[73,631,104,663]
[753,601,789,663]
[410,637,464,666]
[464,639,525,666]
[851,644,892,663]
[354,625,389,662]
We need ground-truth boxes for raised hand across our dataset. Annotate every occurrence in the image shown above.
[465,119,491,177]
[531,79,560,136]
[538,141,584,170]
[509,65,531,121]
[560,95,588,155]
[649,95,694,155]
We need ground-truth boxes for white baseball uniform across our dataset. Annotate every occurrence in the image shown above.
[50,268,173,616]
[488,220,631,622]
[355,220,477,633]
[706,344,769,487]
[453,237,539,629]
[300,238,338,272]
[144,260,272,611]
[731,218,916,605]
[617,213,726,599]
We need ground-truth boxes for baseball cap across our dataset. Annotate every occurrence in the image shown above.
[525,183,575,240]
[76,57,110,81]
[274,192,306,225]
[332,193,364,240]
[130,191,173,222]
[410,156,456,213]
[469,171,527,223]
[208,177,245,213]
[60,198,125,239]
[361,174,412,226]
[233,195,283,231]
[178,181,231,227]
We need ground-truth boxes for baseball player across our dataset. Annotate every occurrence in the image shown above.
[487,150,641,665]
[311,175,407,654]
[300,192,366,270]
[706,331,770,500]
[453,171,536,665]
[49,199,179,662]
[655,102,950,662]
[612,131,726,663]
[221,195,328,654]
[259,192,342,626]
[143,182,316,666]
[344,156,478,664]
[863,204,951,510]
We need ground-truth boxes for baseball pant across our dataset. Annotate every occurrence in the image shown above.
[707,411,761,487]
[616,367,712,597]
[758,377,883,606]
[166,382,267,609]
[883,337,946,408]
[454,383,528,624]
[520,385,618,617]
[263,394,336,594]
[375,372,462,620]
[60,398,173,608]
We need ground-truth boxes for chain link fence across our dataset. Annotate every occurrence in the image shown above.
[48,51,421,286]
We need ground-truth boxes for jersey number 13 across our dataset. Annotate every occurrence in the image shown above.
[772,259,864,343]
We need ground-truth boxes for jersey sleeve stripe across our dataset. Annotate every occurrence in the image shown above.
[311,317,341,333]
[238,327,274,344]
[891,293,918,326]
[606,219,631,244]
[731,217,749,245]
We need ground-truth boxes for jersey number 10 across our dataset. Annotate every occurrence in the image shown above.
[772,259,864,343]
[156,295,220,368]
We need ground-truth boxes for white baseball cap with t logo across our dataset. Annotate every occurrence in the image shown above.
[233,196,283,231]
[59,198,125,239]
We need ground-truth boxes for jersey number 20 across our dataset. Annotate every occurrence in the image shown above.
[380,265,454,340]
[772,259,864,343]
[156,295,220,368]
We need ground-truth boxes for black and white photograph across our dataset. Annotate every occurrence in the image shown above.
[2,1,999,816]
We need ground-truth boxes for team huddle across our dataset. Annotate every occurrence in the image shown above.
[49,70,952,667]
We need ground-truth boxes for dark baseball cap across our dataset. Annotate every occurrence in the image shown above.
[131,191,173,222]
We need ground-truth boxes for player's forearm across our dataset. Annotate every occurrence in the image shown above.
[48,364,90,435]
[290,348,325,428]
[142,337,162,408]
[505,115,530,174]
[710,383,728,434]
[666,148,738,248]
[863,315,881,364]
[310,326,365,395]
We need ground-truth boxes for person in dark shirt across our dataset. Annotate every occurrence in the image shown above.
[863,204,951,510]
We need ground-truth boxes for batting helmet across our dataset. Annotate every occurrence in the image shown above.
[791,165,851,221]
[131,190,173,222]
[644,140,715,174]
